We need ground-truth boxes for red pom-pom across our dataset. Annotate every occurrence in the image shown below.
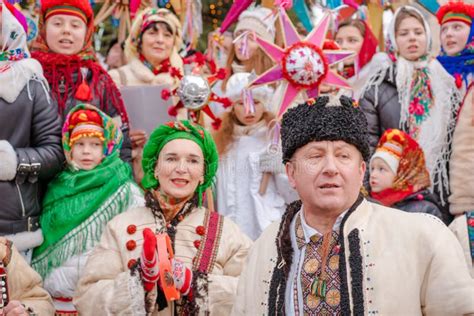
[211,118,222,130]
[194,52,206,66]
[208,60,217,74]
[161,89,171,100]
[216,68,227,80]
[75,81,92,101]
[168,105,178,117]
[170,67,183,79]
[455,73,463,89]
[221,97,232,108]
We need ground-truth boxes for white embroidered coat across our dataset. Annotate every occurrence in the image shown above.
[232,199,474,315]
[74,205,252,315]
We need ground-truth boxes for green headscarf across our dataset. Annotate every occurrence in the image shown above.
[32,104,137,279]
[141,120,218,206]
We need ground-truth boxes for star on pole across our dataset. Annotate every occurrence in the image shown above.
[250,10,355,118]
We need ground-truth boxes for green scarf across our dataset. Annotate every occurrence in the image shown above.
[32,151,136,278]
[32,104,140,279]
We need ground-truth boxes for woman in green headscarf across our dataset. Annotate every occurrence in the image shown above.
[31,104,144,314]
[75,120,252,315]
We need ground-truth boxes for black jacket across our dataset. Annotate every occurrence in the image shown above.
[0,81,64,234]
[359,68,401,154]
[392,189,443,221]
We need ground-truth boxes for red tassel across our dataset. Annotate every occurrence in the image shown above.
[212,117,222,130]
[209,60,217,74]
[75,81,92,101]
[455,74,463,89]
[168,106,178,117]
[216,68,227,80]
[161,89,171,100]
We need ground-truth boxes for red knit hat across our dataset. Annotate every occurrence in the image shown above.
[68,109,105,146]
[41,0,93,24]
[437,1,474,26]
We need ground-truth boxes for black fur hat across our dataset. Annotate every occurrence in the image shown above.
[281,95,370,162]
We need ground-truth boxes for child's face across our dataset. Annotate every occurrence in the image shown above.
[45,14,87,55]
[440,21,470,56]
[370,158,396,193]
[71,137,104,170]
[233,99,265,126]
[234,30,258,62]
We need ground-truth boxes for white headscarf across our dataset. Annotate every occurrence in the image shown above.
[0,2,48,103]
[361,6,462,205]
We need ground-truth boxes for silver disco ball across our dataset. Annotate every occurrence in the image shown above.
[177,75,211,111]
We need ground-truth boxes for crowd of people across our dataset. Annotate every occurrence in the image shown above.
[0,0,473,314]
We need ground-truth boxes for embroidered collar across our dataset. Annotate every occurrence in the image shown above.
[295,208,347,249]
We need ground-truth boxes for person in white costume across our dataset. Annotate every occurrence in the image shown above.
[213,73,297,240]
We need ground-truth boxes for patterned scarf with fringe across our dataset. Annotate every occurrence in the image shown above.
[31,105,138,279]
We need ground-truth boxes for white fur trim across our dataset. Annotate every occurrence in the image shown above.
[0,140,17,181]
[5,229,43,252]
[225,72,274,109]
[128,272,146,316]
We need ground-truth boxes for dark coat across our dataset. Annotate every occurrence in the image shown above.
[359,68,401,154]
[392,189,443,221]
[0,81,64,234]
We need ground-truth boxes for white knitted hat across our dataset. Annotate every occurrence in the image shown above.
[234,6,276,43]
[225,72,273,109]
[370,141,403,174]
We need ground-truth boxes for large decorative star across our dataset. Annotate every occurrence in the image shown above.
[250,10,355,117]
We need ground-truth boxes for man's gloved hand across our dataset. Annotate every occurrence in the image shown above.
[258,146,285,174]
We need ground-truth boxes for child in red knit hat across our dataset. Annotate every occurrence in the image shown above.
[30,0,133,163]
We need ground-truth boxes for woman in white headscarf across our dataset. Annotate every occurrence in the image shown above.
[358,6,461,217]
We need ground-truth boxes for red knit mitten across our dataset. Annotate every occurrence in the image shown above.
[171,258,193,296]
[141,228,159,292]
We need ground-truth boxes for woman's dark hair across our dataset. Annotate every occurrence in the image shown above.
[138,21,174,52]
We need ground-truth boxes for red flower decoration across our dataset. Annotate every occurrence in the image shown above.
[216,68,227,80]
[409,98,424,116]
[161,89,171,101]
[170,67,183,79]
[211,117,222,130]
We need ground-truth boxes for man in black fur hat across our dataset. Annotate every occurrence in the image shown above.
[232,96,474,315]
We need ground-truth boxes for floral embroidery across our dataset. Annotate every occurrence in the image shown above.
[407,64,433,139]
